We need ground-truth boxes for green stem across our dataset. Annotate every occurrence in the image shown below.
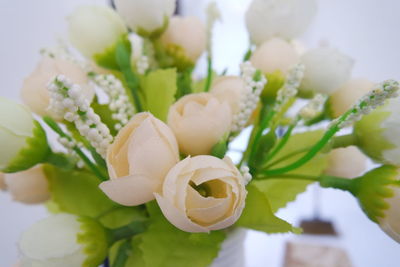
[331,133,358,149]
[263,146,312,169]
[45,152,76,169]
[263,120,298,164]
[110,220,147,244]
[115,41,143,112]
[112,240,131,267]
[256,173,320,181]
[319,175,356,194]
[204,55,213,92]
[43,117,107,181]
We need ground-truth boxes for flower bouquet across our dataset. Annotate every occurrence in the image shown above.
[1,0,399,266]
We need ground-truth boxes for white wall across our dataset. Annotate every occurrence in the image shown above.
[0,0,399,266]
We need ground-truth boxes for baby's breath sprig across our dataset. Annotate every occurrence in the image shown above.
[57,136,84,168]
[231,61,267,134]
[92,74,135,131]
[47,75,113,158]
[330,80,399,129]
[261,79,400,176]
[299,93,328,121]
[136,55,149,75]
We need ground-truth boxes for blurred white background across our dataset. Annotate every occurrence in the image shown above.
[0,0,399,266]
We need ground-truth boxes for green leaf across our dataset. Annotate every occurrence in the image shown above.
[99,206,147,229]
[255,130,328,212]
[236,184,300,234]
[138,201,226,267]
[141,69,178,122]
[44,165,116,218]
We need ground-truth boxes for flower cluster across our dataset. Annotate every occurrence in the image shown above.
[92,74,135,130]
[231,61,267,133]
[48,75,113,157]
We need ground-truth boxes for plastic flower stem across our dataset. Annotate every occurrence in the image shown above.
[248,110,275,163]
[115,40,143,112]
[204,55,213,92]
[256,173,320,181]
[330,133,358,149]
[263,118,298,164]
[109,220,147,244]
[111,240,131,267]
[262,146,313,169]
[261,109,352,176]
[45,152,76,170]
[43,117,108,181]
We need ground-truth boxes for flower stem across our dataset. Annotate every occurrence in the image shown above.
[204,55,213,92]
[112,240,131,267]
[109,220,148,244]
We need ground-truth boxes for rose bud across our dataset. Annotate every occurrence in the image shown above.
[329,78,374,118]
[0,97,49,173]
[324,146,368,178]
[114,0,176,36]
[354,94,400,166]
[250,37,299,76]
[167,93,232,156]
[299,47,354,95]
[4,165,50,204]
[68,5,127,59]
[160,16,207,65]
[155,155,247,233]
[245,0,317,45]
[210,76,246,115]
[19,214,109,267]
[21,56,94,118]
[100,112,179,206]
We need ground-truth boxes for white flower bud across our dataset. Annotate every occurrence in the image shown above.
[300,47,354,95]
[245,0,317,44]
[68,5,127,58]
[325,147,368,178]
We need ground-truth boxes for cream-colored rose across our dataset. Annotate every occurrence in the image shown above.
[21,57,94,118]
[210,76,246,115]
[160,16,207,63]
[329,78,374,117]
[0,172,6,190]
[155,155,247,233]
[168,93,232,156]
[68,5,127,58]
[100,112,179,206]
[325,146,368,178]
[4,165,50,204]
[115,0,176,35]
[250,38,299,75]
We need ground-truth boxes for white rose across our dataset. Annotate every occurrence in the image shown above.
[68,5,127,58]
[210,76,246,115]
[245,0,317,44]
[329,78,374,117]
[100,112,179,206]
[250,37,299,75]
[325,146,368,178]
[355,94,400,166]
[19,214,108,267]
[167,93,232,156]
[300,47,354,95]
[21,57,94,118]
[160,16,207,63]
[155,155,247,233]
[114,0,176,35]
[0,98,35,171]
[4,165,50,204]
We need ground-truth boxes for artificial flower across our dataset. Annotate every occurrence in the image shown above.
[245,0,317,44]
[210,76,246,115]
[299,47,354,95]
[19,214,108,267]
[250,37,299,75]
[329,78,374,117]
[21,56,94,118]
[4,165,50,204]
[68,5,127,58]
[167,93,232,155]
[114,0,176,36]
[100,112,179,206]
[160,16,207,63]
[354,94,400,166]
[155,155,247,233]
[324,146,367,178]
[0,97,48,173]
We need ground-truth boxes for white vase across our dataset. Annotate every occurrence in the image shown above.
[210,228,247,267]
